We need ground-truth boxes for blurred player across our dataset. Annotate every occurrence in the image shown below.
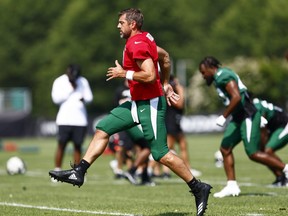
[199,56,288,198]
[51,64,93,177]
[253,97,288,186]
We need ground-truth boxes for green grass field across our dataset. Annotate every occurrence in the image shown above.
[0,134,288,216]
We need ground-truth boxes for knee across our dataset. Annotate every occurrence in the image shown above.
[220,147,232,157]
[248,152,262,161]
[158,151,174,166]
[95,129,109,140]
[151,150,167,162]
[265,148,274,155]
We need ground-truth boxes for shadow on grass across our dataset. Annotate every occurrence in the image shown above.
[155,212,190,216]
[239,192,277,197]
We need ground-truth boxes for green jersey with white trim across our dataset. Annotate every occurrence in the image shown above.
[213,67,256,122]
[253,98,278,121]
[253,98,287,132]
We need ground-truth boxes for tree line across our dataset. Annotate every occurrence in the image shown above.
[0,0,287,118]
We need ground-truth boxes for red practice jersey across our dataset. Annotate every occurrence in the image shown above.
[123,31,164,101]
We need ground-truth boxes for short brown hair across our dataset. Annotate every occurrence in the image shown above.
[119,8,144,29]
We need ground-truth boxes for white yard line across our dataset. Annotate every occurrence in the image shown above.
[0,202,137,216]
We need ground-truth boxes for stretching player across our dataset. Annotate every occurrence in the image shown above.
[199,56,288,198]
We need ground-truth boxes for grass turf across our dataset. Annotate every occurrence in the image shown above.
[0,134,287,216]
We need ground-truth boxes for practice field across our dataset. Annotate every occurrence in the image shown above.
[0,134,287,216]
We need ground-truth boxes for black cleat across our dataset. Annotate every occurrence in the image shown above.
[190,181,212,216]
[49,165,85,188]
[271,174,288,187]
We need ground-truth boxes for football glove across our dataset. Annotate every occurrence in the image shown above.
[216,115,226,127]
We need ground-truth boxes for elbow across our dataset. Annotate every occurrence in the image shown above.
[236,94,242,102]
[146,74,156,83]
[234,95,241,105]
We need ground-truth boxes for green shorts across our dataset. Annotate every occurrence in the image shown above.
[221,111,261,156]
[266,126,288,151]
[96,96,169,161]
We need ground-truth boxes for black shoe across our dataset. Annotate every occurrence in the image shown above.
[141,170,156,186]
[282,175,288,187]
[115,173,125,179]
[190,181,212,216]
[49,165,85,188]
[272,174,288,187]
[123,171,138,185]
[272,176,283,187]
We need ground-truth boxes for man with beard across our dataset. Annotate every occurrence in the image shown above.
[199,56,288,197]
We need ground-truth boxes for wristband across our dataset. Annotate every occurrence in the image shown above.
[126,70,134,80]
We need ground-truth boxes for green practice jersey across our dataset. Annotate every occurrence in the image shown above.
[253,98,279,121]
[253,98,287,132]
[213,67,249,118]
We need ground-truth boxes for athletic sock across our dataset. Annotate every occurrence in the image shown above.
[128,166,137,175]
[283,164,288,178]
[77,159,90,173]
[141,167,149,182]
[187,178,198,190]
[227,180,238,187]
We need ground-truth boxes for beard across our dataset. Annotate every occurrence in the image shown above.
[205,77,214,86]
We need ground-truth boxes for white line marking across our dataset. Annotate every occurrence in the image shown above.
[0,202,137,216]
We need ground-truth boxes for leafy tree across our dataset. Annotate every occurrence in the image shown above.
[0,0,287,118]
[210,0,288,59]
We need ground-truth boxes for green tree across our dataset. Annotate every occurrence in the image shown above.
[210,0,288,59]
[0,0,287,118]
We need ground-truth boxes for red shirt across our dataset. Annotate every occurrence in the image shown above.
[123,32,164,101]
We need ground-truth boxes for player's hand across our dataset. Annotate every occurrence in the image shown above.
[260,116,268,128]
[106,60,125,81]
[163,83,180,106]
[216,115,226,127]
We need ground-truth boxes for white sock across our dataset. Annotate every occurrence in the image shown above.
[227,180,238,187]
[283,164,288,178]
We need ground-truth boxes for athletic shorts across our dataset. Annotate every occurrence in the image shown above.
[266,124,288,151]
[221,111,261,156]
[58,125,87,147]
[165,106,183,136]
[96,96,169,161]
[126,125,150,149]
[165,113,182,136]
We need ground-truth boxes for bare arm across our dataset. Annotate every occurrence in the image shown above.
[156,46,180,106]
[106,59,156,83]
[223,80,241,118]
[170,78,185,109]
[106,46,170,84]
[157,46,171,85]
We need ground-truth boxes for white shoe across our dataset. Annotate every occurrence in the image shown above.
[190,168,202,177]
[109,160,118,172]
[214,184,241,198]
